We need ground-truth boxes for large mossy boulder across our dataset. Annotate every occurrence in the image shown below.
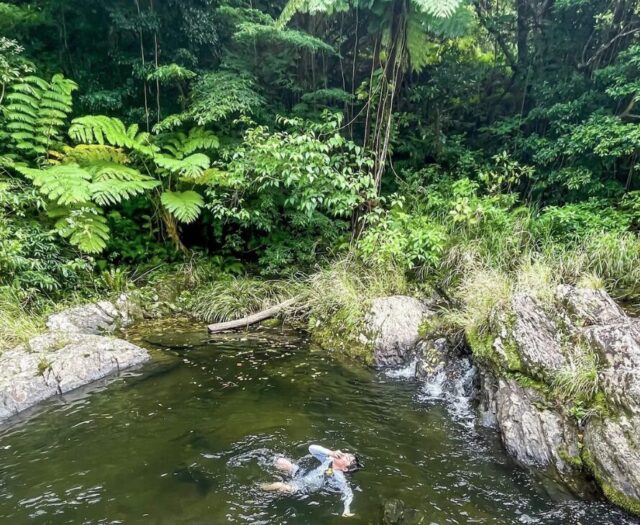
[467,283,640,514]
[482,373,584,488]
[584,414,640,515]
[366,296,431,368]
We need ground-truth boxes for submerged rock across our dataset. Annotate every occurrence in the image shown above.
[366,296,431,368]
[381,498,427,524]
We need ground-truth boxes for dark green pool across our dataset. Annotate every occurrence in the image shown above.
[0,325,636,524]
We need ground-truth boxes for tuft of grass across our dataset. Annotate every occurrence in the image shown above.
[300,256,409,360]
[0,287,47,352]
[184,277,303,323]
[552,349,600,403]
[446,266,513,338]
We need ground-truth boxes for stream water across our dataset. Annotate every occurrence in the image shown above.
[0,324,637,525]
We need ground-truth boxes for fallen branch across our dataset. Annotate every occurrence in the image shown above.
[207,298,297,333]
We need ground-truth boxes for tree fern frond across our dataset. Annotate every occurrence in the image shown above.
[16,164,92,205]
[159,127,219,158]
[277,0,306,27]
[160,190,204,223]
[424,5,472,37]
[53,207,110,253]
[411,0,463,17]
[3,73,77,159]
[62,144,130,165]
[5,92,39,107]
[69,115,157,156]
[155,153,211,179]
[89,178,160,206]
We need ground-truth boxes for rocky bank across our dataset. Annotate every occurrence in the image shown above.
[0,296,149,423]
[365,286,640,517]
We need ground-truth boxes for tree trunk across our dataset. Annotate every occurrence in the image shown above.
[516,0,529,71]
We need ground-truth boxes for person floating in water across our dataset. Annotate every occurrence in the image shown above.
[260,444,362,517]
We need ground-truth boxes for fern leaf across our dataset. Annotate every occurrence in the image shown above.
[160,190,204,223]
[54,207,110,253]
[62,144,130,165]
[90,178,159,206]
[69,115,157,156]
[411,0,463,17]
[17,164,92,205]
[155,153,211,179]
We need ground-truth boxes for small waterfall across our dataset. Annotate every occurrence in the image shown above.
[382,345,478,427]
[418,357,477,427]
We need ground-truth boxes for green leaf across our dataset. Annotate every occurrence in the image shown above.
[16,164,92,205]
[155,153,211,179]
[53,208,110,253]
[160,190,205,223]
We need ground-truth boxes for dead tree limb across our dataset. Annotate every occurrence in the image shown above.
[207,298,297,333]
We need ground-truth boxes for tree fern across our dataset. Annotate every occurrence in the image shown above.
[235,22,335,54]
[155,153,211,179]
[411,0,464,18]
[17,164,92,205]
[89,177,159,206]
[68,115,156,156]
[3,74,77,159]
[159,127,219,158]
[61,144,130,165]
[161,190,204,223]
[52,207,110,254]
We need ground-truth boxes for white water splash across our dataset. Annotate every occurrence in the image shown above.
[384,358,418,379]
[417,358,477,428]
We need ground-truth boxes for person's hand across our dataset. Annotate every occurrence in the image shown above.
[332,450,345,459]
[342,512,355,517]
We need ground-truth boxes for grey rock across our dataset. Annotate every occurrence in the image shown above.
[366,296,431,368]
[556,284,626,326]
[381,498,427,524]
[382,498,405,524]
[415,337,476,400]
[477,368,499,428]
[0,332,149,422]
[491,374,582,486]
[509,293,567,380]
[46,294,137,334]
[581,320,640,414]
[584,414,640,509]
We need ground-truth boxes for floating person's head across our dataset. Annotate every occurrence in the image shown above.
[333,452,363,473]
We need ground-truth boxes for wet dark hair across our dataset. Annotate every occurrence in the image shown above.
[345,454,363,473]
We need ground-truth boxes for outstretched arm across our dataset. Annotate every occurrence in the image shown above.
[309,444,334,462]
[336,472,354,517]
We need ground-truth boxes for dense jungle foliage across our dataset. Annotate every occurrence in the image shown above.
[1,0,640,348]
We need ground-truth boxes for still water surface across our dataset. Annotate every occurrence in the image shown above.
[0,325,637,524]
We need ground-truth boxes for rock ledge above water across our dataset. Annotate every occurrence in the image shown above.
[0,298,149,423]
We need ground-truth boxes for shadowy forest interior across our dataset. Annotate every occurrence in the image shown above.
[2,0,640,521]
[2,0,640,322]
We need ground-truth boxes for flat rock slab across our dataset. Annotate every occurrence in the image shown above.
[0,332,149,422]
[46,298,133,334]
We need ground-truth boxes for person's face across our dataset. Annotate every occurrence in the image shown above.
[333,453,356,471]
